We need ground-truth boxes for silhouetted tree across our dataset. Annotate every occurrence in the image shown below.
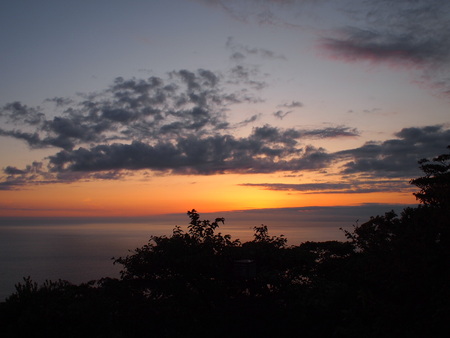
[410,145,450,208]
[335,147,450,337]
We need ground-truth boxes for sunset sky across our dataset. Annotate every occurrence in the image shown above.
[1,0,450,219]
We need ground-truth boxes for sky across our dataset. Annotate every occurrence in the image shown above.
[1,0,450,221]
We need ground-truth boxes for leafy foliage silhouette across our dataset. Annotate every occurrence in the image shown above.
[1,147,450,337]
[411,145,450,208]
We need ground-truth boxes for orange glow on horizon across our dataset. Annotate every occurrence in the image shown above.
[0,172,417,218]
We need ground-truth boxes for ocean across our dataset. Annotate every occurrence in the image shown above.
[0,204,412,301]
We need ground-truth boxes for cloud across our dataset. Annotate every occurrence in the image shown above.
[44,97,74,107]
[273,110,292,120]
[321,0,450,95]
[242,182,352,191]
[226,37,287,61]
[0,69,245,151]
[0,102,45,125]
[191,0,317,29]
[240,179,412,194]
[233,114,261,127]
[278,101,303,109]
[273,101,303,119]
[322,27,448,66]
[0,162,57,191]
[227,65,268,90]
[1,64,362,187]
[300,126,359,139]
[46,128,336,175]
[197,0,450,96]
[2,122,449,190]
[335,125,450,178]
[2,61,448,192]
[362,108,381,114]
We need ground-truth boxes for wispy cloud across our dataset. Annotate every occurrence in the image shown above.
[196,0,450,97]
[240,179,413,194]
[226,37,287,61]
[273,110,292,120]
[191,0,312,27]
[227,65,268,90]
[278,101,303,109]
[273,101,304,119]
[321,0,450,96]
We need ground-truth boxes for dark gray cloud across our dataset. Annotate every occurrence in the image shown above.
[46,128,336,175]
[0,161,56,191]
[0,129,42,148]
[336,125,450,178]
[236,124,450,190]
[0,102,45,125]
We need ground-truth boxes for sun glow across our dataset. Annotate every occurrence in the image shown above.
[0,171,417,218]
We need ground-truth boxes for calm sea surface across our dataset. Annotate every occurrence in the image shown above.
[0,222,175,301]
[0,205,412,301]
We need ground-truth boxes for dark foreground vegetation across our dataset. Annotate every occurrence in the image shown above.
[1,148,450,337]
